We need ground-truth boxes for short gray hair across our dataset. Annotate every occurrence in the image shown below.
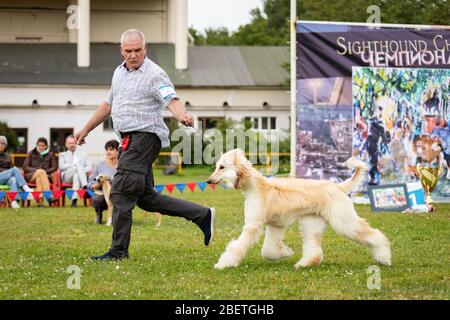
[0,135,7,147]
[120,29,146,47]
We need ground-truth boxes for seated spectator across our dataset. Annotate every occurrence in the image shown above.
[59,135,90,207]
[88,140,119,224]
[0,135,33,209]
[23,137,57,208]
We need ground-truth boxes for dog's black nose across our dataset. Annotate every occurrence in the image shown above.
[206,179,212,184]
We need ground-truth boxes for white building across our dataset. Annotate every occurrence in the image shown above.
[0,0,290,164]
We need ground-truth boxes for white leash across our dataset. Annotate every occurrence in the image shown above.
[190,125,214,144]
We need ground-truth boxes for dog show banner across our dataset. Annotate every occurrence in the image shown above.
[295,21,450,203]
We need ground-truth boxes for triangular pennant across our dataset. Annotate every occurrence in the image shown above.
[186,182,197,192]
[165,184,175,194]
[155,185,164,193]
[19,191,29,202]
[208,184,216,191]
[86,190,95,198]
[0,192,5,202]
[52,190,64,199]
[76,189,86,198]
[7,192,18,202]
[31,191,41,202]
[65,189,75,200]
[175,183,186,193]
[197,182,207,192]
[42,191,53,202]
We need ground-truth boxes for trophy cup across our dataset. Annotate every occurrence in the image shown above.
[416,164,439,212]
[414,134,443,213]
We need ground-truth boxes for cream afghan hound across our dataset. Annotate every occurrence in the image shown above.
[207,149,391,270]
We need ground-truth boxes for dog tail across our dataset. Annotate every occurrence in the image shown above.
[337,157,368,194]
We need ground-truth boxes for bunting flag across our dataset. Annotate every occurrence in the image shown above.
[76,189,86,198]
[19,191,29,202]
[31,191,41,202]
[165,184,175,194]
[175,183,186,193]
[65,189,75,200]
[7,192,18,202]
[186,182,197,192]
[2,178,241,208]
[52,190,64,199]
[197,182,207,192]
[42,191,53,202]
[86,190,96,198]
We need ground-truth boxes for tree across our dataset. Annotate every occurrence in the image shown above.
[298,0,449,26]
[189,0,449,46]
[204,28,234,46]
[188,27,206,45]
[233,8,286,45]
[0,121,18,152]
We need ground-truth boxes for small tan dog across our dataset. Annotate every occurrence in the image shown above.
[207,149,391,270]
[93,174,114,226]
[93,174,162,227]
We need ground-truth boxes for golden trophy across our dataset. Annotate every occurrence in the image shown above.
[416,164,439,212]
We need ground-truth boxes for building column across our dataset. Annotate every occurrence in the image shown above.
[167,0,176,44]
[174,0,188,70]
[77,0,90,67]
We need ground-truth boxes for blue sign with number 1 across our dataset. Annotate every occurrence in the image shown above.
[407,182,425,208]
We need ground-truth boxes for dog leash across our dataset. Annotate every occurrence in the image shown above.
[191,125,214,144]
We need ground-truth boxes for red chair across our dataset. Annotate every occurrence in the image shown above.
[21,170,61,207]
[54,170,91,207]
[0,185,11,208]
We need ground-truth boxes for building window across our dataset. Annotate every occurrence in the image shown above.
[50,128,73,153]
[244,117,258,129]
[198,117,224,132]
[245,117,276,130]
[262,117,277,130]
[270,117,276,129]
[262,117,268,129]
[11,128,28,154]
[103,117,114,131]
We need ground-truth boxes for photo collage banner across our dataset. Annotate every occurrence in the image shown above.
[296,22,450,201]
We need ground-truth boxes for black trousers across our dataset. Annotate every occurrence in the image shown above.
[109,132,210,257]
[92,195,108,213]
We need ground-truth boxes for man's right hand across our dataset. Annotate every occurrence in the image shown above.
[74,129,89,145]
[181,114,194,127]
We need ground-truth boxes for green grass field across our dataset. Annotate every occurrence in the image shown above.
[0,167,449,300]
